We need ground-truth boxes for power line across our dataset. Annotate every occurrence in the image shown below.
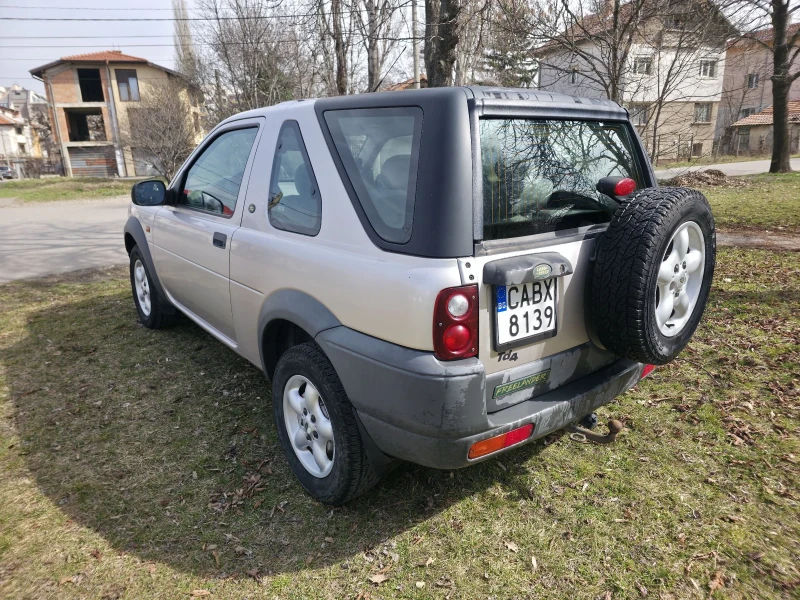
[2,35,200,39]
[0,35,418,50]
[0,3,194,9]
[0,2,413,22]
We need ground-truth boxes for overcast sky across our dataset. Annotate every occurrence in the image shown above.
[0,0,187,94]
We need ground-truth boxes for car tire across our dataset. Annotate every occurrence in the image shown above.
[129,245,179,329]
[272,342,380,505]
[589,187,716,365]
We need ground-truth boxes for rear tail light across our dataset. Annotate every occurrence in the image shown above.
[640,364,656,378]
[433,285,478,360]
[468,423,534,459]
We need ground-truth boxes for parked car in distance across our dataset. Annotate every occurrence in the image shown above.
[124,87,716,504]
[0,165,16,179]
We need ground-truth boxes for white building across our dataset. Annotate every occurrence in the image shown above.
[537,2,732,161]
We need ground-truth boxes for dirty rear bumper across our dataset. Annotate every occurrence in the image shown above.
[316,326,644,469]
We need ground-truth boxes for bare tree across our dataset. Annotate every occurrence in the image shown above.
[721,0,800,172]
[452,0,491,85]
[193,0,305,123]
[120,79,197,181]
[173,0,201,83]
[425,0,463,86]
[530,0,655,103]
[352,0,404,91]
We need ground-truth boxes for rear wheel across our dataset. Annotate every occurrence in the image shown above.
[272,343,380,505]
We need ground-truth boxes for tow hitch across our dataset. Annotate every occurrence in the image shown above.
[566,419,623,444]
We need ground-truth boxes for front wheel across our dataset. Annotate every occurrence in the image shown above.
[129,245,178,329]
[272,343,380,505]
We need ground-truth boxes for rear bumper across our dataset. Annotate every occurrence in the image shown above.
[316,326,644,469]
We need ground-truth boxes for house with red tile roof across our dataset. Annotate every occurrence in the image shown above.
[728,101,800,154]
[30,50,203,177]
[717,25,800,153]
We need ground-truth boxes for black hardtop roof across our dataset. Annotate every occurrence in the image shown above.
[223,86,628,126]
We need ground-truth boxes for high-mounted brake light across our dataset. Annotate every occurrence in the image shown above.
[613,177,637,196]
[433,285,478,360]
[597,176,637,198]
[468,423,534,459]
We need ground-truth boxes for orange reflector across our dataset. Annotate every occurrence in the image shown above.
[640,364,656,379]
[468,423,534,459]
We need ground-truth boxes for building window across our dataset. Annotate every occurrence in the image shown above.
[629,103,650,126]
[18,142,26,155]
[740,107,757,119]
[570,69,578,84]
[77,68,104,102]
[699,60,717,78]
[115,69,140,102]
[665,15,684,29]
[694,103,712,123]
[691,142,703,157]
[747,73,759,89]
[15,126,22,135]
[633,56,653,75]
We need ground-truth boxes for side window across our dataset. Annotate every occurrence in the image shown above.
[323,107,422,244]
[179,127,258,217]
[268,121,321,236]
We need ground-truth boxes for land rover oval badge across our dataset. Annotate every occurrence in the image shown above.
[533,263,552,279]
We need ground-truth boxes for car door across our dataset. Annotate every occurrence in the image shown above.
[153,118,262,343]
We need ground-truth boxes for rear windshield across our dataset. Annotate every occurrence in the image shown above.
[324,107,422,244]
[480,119,644,241]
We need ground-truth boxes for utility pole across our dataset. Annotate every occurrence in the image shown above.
[412,0,420,89]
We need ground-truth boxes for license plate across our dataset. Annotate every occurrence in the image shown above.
[495,279,557,349]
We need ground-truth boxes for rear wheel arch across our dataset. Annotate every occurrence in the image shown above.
[257,290,341,380]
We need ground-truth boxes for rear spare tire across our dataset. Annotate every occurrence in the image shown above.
[589,187,715,364]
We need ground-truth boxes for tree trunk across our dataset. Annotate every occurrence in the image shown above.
[424,0,462,87]
[769,0,792,173]
[332,0,348,96]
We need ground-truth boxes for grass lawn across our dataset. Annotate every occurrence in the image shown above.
[0,177,145,203]
[702,172,800,232]
[0,249,798,599]
[657,153,800,170]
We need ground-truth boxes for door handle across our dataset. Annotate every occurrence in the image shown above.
[213,232,227,249]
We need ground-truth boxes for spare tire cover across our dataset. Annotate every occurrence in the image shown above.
[589,187,716,365]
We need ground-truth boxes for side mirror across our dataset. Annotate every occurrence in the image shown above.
[132,180,167,206]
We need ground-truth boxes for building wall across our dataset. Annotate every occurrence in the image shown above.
[730,123,800,154]
[0,120,38,158]
[635,101,719,161]
[43,62,203,178]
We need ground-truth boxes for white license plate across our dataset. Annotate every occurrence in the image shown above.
[495,280,557,348]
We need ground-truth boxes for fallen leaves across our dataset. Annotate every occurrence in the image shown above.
[504,541,519,553]
[368,573,390,585]
[189,591,211,597]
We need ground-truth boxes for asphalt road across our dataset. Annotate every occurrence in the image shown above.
[0,197,129,283]
[654,157,800,180]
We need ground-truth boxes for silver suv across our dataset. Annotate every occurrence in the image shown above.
[125,87,716,504]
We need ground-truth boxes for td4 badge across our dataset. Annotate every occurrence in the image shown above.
[497,350,518,362]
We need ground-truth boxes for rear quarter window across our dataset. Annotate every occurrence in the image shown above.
[323,107,422,244]
[481,119,644,241]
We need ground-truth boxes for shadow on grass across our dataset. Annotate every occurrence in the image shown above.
[4,283,551,579]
